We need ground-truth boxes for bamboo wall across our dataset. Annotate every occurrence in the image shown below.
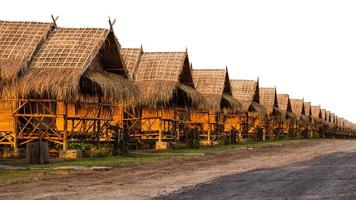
[0,100,15,132]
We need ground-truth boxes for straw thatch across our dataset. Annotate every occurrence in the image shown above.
[330,113,336,124]
[304,102,312,117]
[311,105,322,119]
[321,109,327,120]
[192,68,241,112]
[230,79,266,114]
[120,47,142,79]
[130,51,206,109]
[338,117,345,128]
[0,20,53,91]
[290,99,305,118]
[277,94,295,120]
[326,111,331,123]
[15,27,137,104]
[259,87,279,116]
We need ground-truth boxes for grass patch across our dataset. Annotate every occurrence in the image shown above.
[0,139,304,186]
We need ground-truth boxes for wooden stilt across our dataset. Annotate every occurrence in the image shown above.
[237,115,242,142]
[13,100,18,150]
[63,101,68,152]
[158,108,163,143]
[207,112,211,144]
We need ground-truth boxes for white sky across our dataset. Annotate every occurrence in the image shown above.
[1,0,355,122]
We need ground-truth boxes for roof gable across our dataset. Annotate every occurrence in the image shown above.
[135,52,188,82]
[192,68,240,112]
[304,102,312,117]
[290,99,305,116]
[311,105,322,118]
[0,20,53,82]
[17,27,136,103]
[230,79,259,103]
[120,47,142,79]
[259,87,278,115]
[277,94,292,112]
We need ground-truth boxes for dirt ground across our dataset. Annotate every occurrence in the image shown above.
[0,139,355,200]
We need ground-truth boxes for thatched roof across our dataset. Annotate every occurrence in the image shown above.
[277,94,295,120]
[0,20,53,88]
[338,117,344,127]
[277,94,291,112]
[192,68,241,112]
[321,109,327,120]
[120,47,142,79]
[259,87,279,116]
[230,79,266,114]
[290,99,305,118]
[130,51,206,109]
[311,105,322,119]
[304,102,312,117]
[330,113,336,124]
[15,27,137,104]
[326,111,331,122]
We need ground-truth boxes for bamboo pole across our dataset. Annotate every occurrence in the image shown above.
[158,108,163,143]
[207,112,211,144]
[13,100,18,150]
[63,101,68,152]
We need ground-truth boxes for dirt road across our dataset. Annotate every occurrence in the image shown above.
[1,140,355,200]
[158,142,356,200]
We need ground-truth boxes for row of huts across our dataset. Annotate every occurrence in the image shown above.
[0,19,355,152]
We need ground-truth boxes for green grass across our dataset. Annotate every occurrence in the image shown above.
[0,139,304,186]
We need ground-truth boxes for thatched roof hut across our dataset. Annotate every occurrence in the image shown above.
[192,68,241,112]
[230,79,266,114]
[277,94,295,120]
[304,102,312,117]
[311,105,322,119]
[290,99,305,120]
[0,20,54,93]
[15,27,137,104]
[121,49,206,109]
[259,87,279,117]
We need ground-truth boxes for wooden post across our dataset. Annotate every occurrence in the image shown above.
[262,120,266,141]
[63,101,68,152]
[13,100,18,150]
[174,109,179,142]
[237,115,242,143]
[245,112,249,139]
[158,108,163,143]
[207,111,211,144]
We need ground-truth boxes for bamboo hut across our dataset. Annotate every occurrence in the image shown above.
[191,68,242,145]
[230,79,267,140]
[120,48,206,149]
[290,99,307,138]
[0,20,54,148]
[0,20,137,151]
[259,87,281,140]
[277,94,296,138]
